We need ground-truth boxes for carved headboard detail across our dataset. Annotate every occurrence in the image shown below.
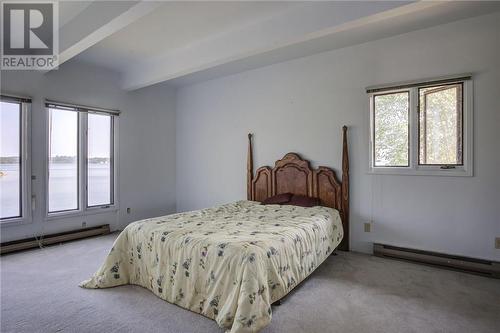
[247,126,349,251]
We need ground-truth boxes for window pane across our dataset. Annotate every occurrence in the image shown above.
[0,101,21,219]
[87,113,112,207]
[419,84,463,165]
[373,92,409,167]
[48,108,78,212]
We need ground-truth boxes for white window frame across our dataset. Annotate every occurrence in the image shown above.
[85,111,117,212]
[0,95,32,226]
[368,78,473,177]
[45,102,119,221]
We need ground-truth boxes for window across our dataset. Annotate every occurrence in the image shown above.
[419,83,463,166]
[368,75,472,176]
[87,113,113,207]
[0,96,31,223]
[373,92,409,167]
[46,101,118,216]
[1,100,22,219]
[48,108,79,213]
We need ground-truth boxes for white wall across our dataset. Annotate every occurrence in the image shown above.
[176,13,500,260]
[1,61,176,242]
[1,12,498,261]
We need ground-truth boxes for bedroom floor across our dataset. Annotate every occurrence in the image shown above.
[1,233,499,333]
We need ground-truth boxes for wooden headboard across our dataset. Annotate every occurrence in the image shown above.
[246,126,349,251]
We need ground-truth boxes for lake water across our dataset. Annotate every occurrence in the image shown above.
[0,163,111,218]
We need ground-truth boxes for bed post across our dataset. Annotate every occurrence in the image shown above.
[341,126,349,251]
[247,133,253,200]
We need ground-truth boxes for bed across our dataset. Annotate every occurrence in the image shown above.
[81,126,350,333]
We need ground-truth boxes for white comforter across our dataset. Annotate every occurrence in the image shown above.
[81,200,343,332]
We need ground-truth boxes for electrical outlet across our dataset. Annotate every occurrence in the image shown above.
[126,208,131,214]
[364,222,371,233]
[82,221,87,228]
[495,237,500,249]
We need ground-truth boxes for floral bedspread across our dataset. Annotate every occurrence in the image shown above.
[80,200,343,332]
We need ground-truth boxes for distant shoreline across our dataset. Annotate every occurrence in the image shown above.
[1,158,110,164]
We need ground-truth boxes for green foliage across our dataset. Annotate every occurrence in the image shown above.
[374,92,409,166]
[374,85,461,167]
[419,85,461,165]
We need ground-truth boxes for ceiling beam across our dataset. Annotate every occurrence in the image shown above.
[56,1,163,69]
[122,1,500,90]
[121,1,415,90]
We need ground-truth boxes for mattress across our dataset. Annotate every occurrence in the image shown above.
[81,200,343,332]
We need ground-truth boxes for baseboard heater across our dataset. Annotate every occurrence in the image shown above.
[0,224,110,255]
[374,243,500,279]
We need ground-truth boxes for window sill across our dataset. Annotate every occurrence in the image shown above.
[368,167,472,177]
[0,217,33,228]
[45,206,119,222]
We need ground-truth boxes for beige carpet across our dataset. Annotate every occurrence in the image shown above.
[1,233,499,333]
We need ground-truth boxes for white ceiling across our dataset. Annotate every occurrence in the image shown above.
[75,1,297,73]
[55,1,500,90]
[59,1,93,28]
